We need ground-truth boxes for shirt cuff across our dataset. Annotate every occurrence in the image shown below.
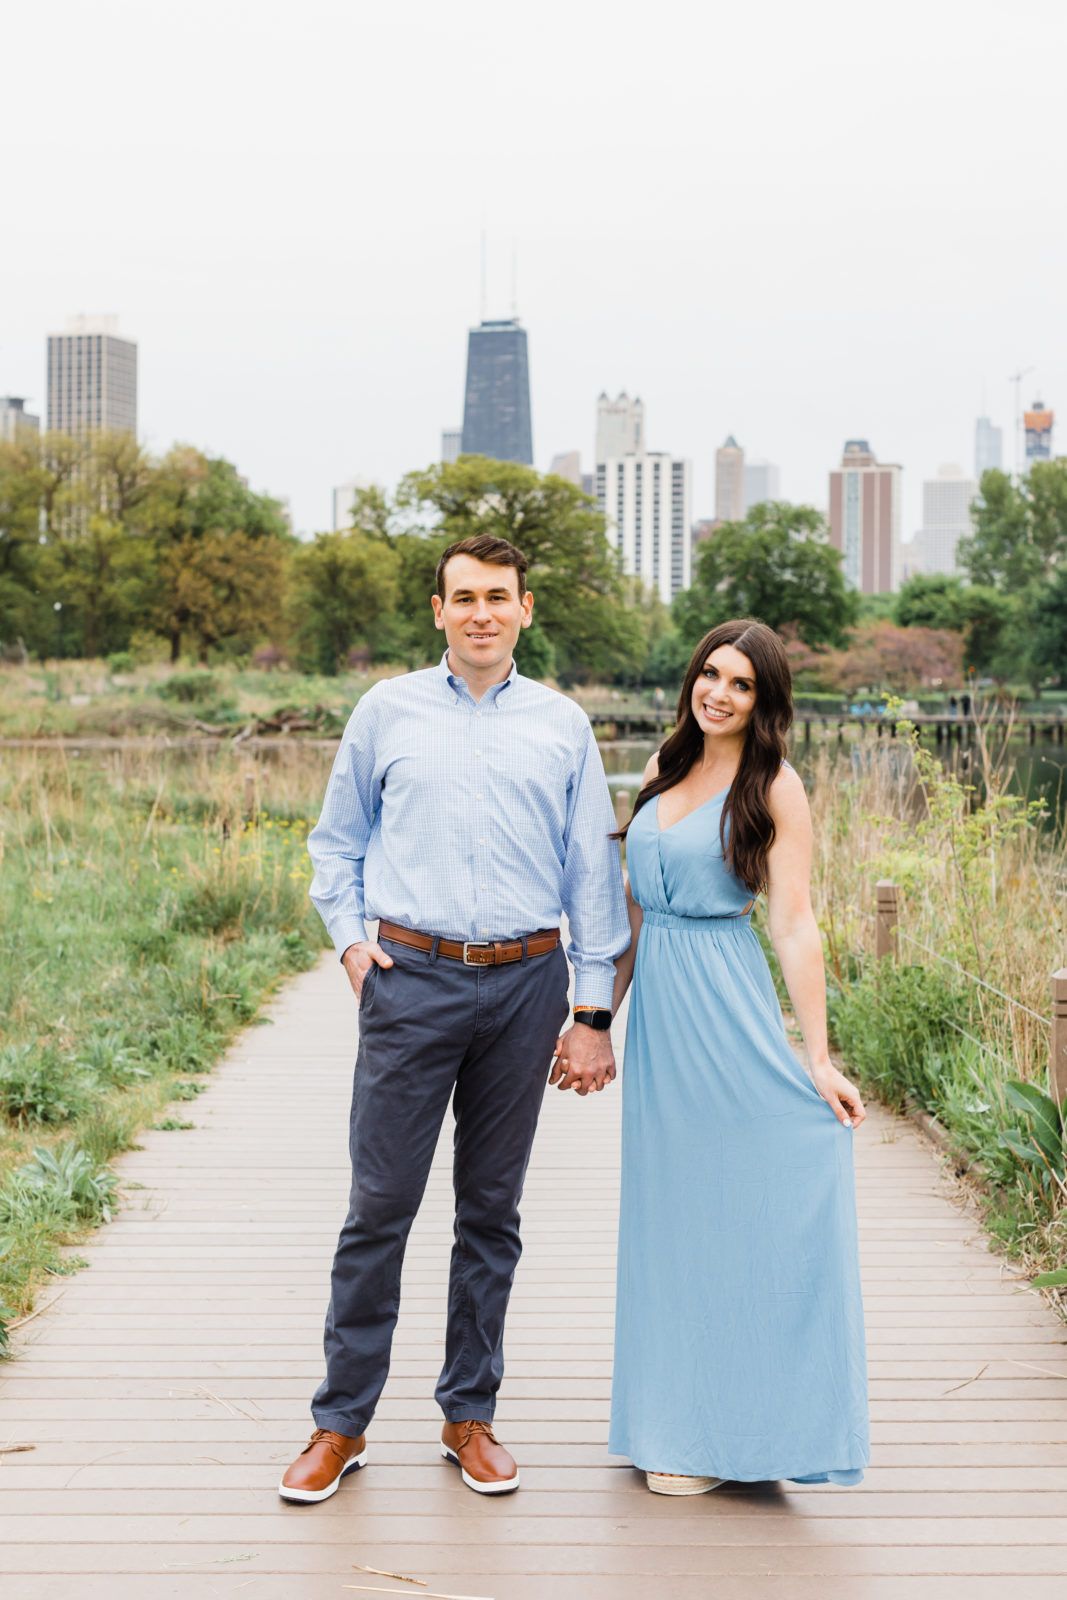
[330,916,370,961]
[573,963,616,1010]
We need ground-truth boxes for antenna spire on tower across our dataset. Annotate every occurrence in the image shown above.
[480,229,487,324]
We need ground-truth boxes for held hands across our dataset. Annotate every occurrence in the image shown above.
[340,940,394,1000]
[811,1062,866,1129]
[549,1022,616,1097]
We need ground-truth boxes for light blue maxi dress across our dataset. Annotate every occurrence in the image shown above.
[609,787,870,1484]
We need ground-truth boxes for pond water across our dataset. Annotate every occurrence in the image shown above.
[597,734,1067,831]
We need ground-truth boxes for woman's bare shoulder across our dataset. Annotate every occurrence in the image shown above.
[642,751,660,784]
[768,761,809,816]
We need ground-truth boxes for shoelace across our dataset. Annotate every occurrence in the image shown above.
[456,1419,498,1448]
[304,1428,351,1464]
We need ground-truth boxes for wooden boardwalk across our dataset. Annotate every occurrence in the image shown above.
[3,953,1067,1598]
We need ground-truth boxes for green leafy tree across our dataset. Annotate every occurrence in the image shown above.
[673,503,857,651]
[892,572,1021,680]
[290,530,402,674]
[960,462,1067,592]
[1031,566,1067,685]
[138,449,292,662]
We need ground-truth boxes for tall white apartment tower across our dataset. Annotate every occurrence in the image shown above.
[595,392,644,463]
[47,315,137,435]
[596,450,692,605]
[917,465,978,576]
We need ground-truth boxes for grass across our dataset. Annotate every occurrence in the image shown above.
[0,743,335,1346]
[0,658,404,739]
[796,718,1067,1302]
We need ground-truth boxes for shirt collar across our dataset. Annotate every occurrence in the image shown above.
[437,649,518,706]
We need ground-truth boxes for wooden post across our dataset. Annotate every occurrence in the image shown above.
[243,770,256,822]
[875,879,899,961]
[1052,969,1067,1108]
[614,789,632,833]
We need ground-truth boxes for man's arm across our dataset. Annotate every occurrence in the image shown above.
[552,719,631,1095]
[308,695,393,997]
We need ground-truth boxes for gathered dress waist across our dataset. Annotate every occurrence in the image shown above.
[641,908,753,933]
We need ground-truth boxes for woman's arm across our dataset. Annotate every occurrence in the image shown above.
[607,749,657,1013]
[765,768,866,1128]
[610,876,644,1015]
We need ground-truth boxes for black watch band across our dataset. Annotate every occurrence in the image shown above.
[574,1008,613,1031]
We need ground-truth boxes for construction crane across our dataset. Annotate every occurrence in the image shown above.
[1008,366,1036,479]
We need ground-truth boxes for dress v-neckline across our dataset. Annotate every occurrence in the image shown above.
[655,785,730,835]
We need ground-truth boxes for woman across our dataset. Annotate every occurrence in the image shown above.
[607,619,869,1494]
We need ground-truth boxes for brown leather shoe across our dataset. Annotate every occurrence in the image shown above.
[441,1419,519,1495]
[278,1428,367,1503]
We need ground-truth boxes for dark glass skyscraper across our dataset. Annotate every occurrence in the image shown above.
[460,318,533,464]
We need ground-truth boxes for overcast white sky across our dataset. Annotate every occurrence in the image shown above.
[4,0,1065,540]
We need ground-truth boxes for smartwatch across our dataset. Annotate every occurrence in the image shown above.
[573,1007,613,1031]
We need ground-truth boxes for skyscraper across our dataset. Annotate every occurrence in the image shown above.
[595,392,644,463]
[0,397,39,442]
[1024,400,1054,466]
[596,448,692,605]
[743,458,780,512]
[715,436,745,522]
[460,318,532,464]
[828,440,902,594]
[549,451,582,486]
[47,315,137,435]
[441,427,462,464]
[916,465,978,576]
[974,416,1002,478]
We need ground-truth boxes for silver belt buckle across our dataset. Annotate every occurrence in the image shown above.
[462,941,492,966]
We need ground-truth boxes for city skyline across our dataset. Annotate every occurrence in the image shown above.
[4,303,1050,579]
[3,2,1064,543]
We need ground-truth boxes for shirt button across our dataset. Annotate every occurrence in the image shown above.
[481,882,487,889]
[476,793,483,800]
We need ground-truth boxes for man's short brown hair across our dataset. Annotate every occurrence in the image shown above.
[435,534,528,598]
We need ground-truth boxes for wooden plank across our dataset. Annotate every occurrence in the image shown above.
[4,953,1066,1594]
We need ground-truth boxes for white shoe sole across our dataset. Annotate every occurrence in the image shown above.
[646,1471,725,1496]
[278,1448,367,1503]
[441,1443,520,1494]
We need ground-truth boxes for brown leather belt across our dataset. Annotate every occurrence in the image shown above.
[378,921,561,967]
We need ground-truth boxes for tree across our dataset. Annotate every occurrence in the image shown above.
[892,572,1021,680]
[959,463,1067,592]
[138,450,292,661]
[290,531,401,674]
[672,504,857,652]
[1030,566,1067,685]
[820,621,964,696]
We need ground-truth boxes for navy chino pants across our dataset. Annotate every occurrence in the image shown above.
[311,934,570,1436]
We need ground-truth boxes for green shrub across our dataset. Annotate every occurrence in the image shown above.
[158,671,221,703]
[0,1143,118,1231]
[827,961,970,1113]
[105,651,135,675]
[0,1046,87,1127]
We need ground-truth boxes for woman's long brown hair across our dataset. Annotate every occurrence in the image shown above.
[617,619,793,894]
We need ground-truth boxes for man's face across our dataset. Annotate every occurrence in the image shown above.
[431,554,533,676]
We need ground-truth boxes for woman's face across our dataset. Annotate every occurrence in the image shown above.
[690,643,757,742]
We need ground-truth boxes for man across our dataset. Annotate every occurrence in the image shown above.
[279,532,629,1502]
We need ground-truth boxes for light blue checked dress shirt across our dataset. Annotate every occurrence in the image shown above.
[308,653,630,1008]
